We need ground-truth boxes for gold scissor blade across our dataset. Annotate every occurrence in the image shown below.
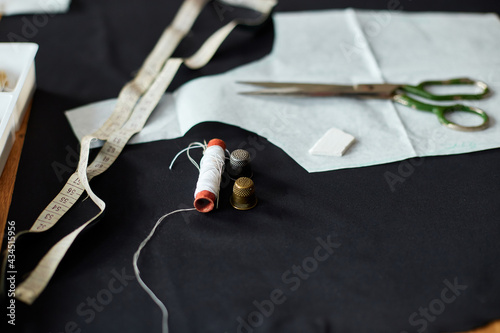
[237,81,400,98]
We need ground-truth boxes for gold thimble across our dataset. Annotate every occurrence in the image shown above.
[230,177,257,210]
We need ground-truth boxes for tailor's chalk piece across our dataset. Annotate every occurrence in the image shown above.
[309,127,355,157]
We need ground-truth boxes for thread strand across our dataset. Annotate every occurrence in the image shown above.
[133,208,196,333]
[169,142,206,170]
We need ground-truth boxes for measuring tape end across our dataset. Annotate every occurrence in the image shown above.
[15,287,37,305]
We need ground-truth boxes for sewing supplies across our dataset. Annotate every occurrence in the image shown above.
[239,78,490,132]
[0,71,8,91]
[230,177,257,210]
[172,142,257,211]
[227,148,252,179]
[9,0,276,305]
[194,138,226,212]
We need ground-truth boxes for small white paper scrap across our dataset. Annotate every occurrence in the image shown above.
[309,127,355,157]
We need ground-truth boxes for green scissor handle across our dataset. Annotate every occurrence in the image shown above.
[393,93,489,132]
[393,78,490,131]
[400,78,490,101]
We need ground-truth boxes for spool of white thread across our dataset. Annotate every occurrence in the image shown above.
[193,138,226,212]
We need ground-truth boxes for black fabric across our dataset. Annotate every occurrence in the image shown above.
[2,1,500,332]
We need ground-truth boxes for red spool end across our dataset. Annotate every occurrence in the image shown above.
[207,138,226,151]
[194,190,216,213]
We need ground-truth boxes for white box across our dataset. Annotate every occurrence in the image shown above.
[0,43,38,177]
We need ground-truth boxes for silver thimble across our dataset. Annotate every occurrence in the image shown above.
[230,177,257,210]
[227,149,252,179]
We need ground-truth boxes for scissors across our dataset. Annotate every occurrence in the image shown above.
[238,78,490,132]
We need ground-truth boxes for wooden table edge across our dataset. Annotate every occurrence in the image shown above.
[0,104,31,249]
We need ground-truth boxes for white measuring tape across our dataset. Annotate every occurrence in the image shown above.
[10,0,277,305]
